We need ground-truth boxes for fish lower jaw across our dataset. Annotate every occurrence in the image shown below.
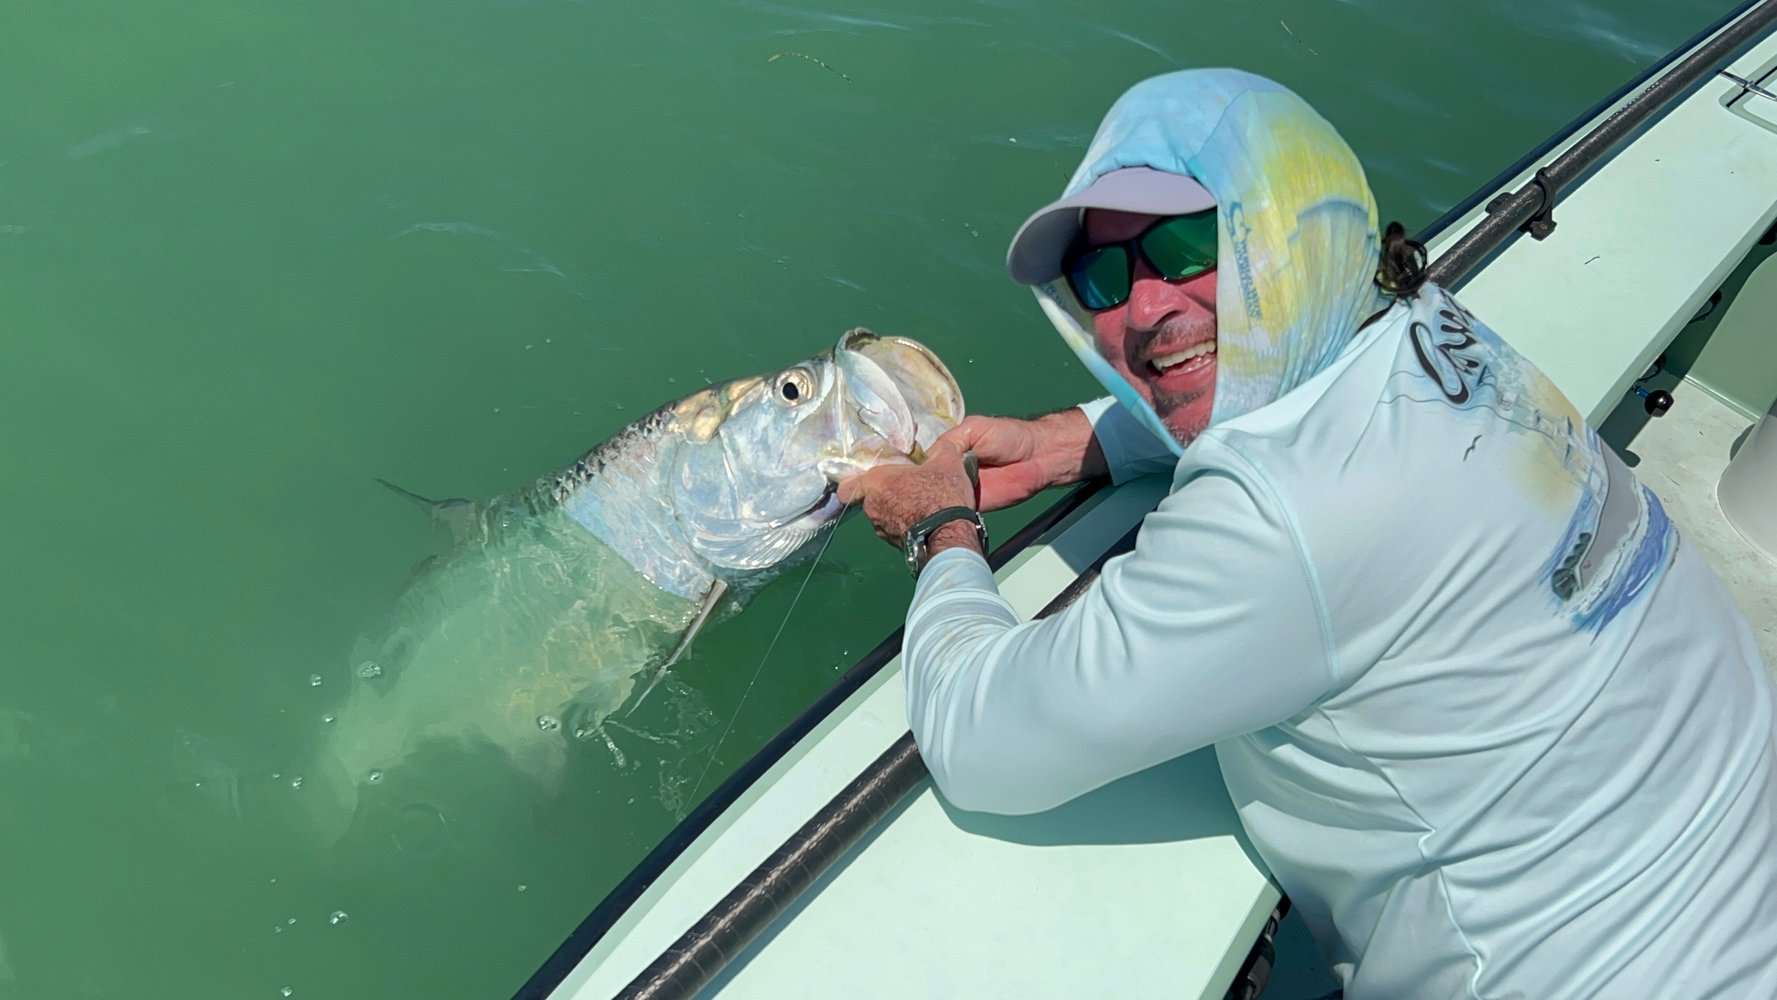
[818,452,916,481]
[804,488,846,525]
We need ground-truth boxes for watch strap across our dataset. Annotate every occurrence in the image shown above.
[903,506,988,577]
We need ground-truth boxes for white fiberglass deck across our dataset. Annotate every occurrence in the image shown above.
[551,16,1777,1000]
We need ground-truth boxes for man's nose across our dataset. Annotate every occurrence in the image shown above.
[1124,259,1196,331]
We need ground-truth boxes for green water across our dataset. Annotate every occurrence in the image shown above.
[0,0,1721,996]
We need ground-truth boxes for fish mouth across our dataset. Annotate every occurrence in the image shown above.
[829,328,966,471]
[761,479,839,531]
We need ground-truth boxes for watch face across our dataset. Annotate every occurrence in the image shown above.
[904,535,924,577]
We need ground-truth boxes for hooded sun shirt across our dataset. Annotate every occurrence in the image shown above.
[906,69,1777,998]
[1033,69,1385,447]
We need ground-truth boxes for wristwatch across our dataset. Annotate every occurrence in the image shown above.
[902,505,989,577]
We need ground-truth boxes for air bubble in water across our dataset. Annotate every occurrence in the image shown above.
[536,715,560,732]
[329,910,348,925]
[322,713,335,724]
[308,674,322,687]
[357,662,382,679]
[367,769,383,783]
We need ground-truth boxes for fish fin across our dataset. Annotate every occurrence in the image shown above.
[628,579,728,715]
[375,478,479,538]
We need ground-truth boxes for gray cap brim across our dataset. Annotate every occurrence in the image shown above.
[1006,166,1216,285]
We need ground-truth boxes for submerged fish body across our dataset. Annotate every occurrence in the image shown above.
[306,330,963,844]
[323,511,687,812]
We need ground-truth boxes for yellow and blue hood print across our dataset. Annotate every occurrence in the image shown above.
[1031,68,1387,453]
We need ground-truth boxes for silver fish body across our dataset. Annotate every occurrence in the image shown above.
[305,330,963,844]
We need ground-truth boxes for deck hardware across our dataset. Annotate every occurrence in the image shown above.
[1632,384,1674,417]
[1226,899,1291,1000]
[1721,69,1777,102]
[1486,168,1559,240]
[1631,354,1674,417]
[1689,289,1724,323]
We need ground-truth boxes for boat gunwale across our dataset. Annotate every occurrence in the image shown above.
[513,481,1106,998]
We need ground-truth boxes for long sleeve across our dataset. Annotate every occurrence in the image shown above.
[903,453,1336,815]
[1077,396,1181,483]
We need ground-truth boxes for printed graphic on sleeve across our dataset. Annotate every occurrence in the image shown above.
[1383,289,1678,632]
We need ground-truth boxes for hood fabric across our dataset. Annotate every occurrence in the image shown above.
[1032,68,1386,454]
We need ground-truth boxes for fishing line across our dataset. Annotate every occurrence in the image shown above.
[687,520,841,808]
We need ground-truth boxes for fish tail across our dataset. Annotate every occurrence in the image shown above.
[375,478,479,536]
[376,477,444,508]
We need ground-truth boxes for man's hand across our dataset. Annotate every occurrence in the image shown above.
[937,410,1109,512]
[837,440,982,557]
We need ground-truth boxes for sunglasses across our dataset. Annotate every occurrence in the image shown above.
[1062,210,1218,312]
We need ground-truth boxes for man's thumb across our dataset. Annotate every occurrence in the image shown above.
[921,437,964,465]
[836,474,867,506]
[936,416,988,451]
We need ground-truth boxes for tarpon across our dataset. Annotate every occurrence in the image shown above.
[301,329,964,845]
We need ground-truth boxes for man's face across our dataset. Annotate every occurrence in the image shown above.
[1082,209,1218,444]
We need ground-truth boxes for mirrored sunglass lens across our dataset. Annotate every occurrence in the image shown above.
[1143,213,1218,279]
[1070,247,1130,310]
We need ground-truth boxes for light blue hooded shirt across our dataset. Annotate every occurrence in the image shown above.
[905,69,1777,998]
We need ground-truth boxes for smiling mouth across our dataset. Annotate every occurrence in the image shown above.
[1148,341,1216,378]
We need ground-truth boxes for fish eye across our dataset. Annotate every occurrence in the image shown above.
[775,369,813,405]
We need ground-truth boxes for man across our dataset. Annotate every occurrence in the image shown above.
[839,69,1777,997]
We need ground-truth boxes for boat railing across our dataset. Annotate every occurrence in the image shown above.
[1424,0,1777,287]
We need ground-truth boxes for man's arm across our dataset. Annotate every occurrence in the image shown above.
[1074,397,1183,483]
[903,459,1335,815]
[838,395,1189,568]
[836,406,1112,567]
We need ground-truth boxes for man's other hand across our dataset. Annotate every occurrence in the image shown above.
[937,410,1108,512]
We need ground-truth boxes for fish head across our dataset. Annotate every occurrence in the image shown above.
[821,328,967,477]
[668,328,964,572]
